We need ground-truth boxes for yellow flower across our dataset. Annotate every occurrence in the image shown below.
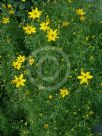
[60,88,69,98]
[2,17,10,24]
[40,21,50,32]
[29,58,35,65]
[23,25,36,35]
[17,55,26,63]
[7,4,13,9]
[12,61,22,70]
[48,94,53,99]
[9,10,14,15]
[47,29,58,41]
[76,9,85,16]
[80,16,85,21]
[2,4,6,9]
[12,74,26,88]
[68,0,73,4]
[44,123,48,129]
[28,7,42,20]
[62,21,70,27]
[77,71,93,85]
[21,0,26,2]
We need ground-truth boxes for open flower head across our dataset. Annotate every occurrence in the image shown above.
[28,7,42,20]
[12,61,22,70]
[40,21,50,32]
[2,17,10,24]
[12,74,26,88]
[60,88,69,98]
[23,25,36,35]
[76,9,85,16]
[17,55,26,63]
[47,29,59,41]
[77,71,93,85]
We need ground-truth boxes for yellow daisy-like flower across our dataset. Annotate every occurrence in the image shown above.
[40,21,50,32]
[2,17,10,24]
[60,88,69,98]
[17,55,26,63]
[28,7,42,20]
[9,10,14,15]
[29,58,35,65]
[7,4,13,9]
[62,21,70,27]
[76,9,85,16]
[12,74,26,88]
[23,25,36,35]
[47,29,58,41]
[12,61,22,70]
[77,71,93,85]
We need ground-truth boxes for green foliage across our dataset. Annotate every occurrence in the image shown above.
[0,0,102,136]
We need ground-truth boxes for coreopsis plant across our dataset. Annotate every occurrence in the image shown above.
[12,74,26,88]
[28,7,42,20]
[23,25,36,34]
[0,0,102,136]
[77,71,93,85]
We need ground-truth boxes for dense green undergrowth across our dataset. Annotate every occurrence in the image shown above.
[0,0,102,136]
